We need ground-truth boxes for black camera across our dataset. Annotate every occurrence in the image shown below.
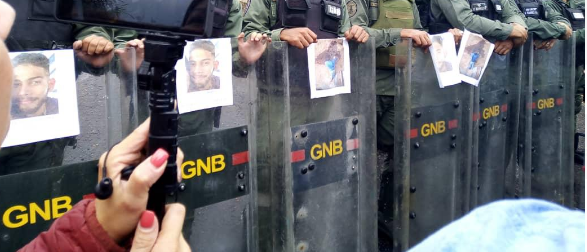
[54,0,215,38]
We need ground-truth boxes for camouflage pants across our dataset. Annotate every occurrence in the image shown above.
[376,95,395,152]
[575,65,584,116]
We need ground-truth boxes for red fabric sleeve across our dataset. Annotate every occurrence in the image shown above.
[18,199,126,252]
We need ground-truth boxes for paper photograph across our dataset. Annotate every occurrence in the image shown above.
[2,50,80,147]
[175,38,233,114]
[456,30,494,86]
[308,39,351,99]
[429,32,461,88]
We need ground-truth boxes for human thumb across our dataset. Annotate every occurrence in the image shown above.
[130,211,160,252]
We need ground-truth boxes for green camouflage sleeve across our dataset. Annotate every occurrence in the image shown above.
[348,0,402,48]
[570,0,585,9]
[523,0,569,40]
[225,0,244,38]
[229,0,249,78]
[432,0,514,40]
[338,0,353,36]
[243,0,281,41]
[543,0,572,26]
[525,18,568,39]
[499,0,528,28]
[576,28,585,44]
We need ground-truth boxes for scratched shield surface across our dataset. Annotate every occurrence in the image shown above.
[254,41,377,252]
[471,48,523,208]
[523,36,576,207]
[390,40,474,251]
[173,37,258,252]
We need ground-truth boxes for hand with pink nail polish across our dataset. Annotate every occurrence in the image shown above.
[130,205,191,252]
[95,118,185,244]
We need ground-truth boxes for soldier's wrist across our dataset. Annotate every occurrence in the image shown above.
[273,29,284,42]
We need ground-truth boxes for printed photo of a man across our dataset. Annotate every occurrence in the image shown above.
[11,53,58,119]
[185,40,221,93]
[432,36,453,73]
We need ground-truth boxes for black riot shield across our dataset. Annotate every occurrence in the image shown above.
[0,47,138,251]
[391,39,473,251]
[470,43,524,208]
[516,37,535,200]
[255,40,377,252]
[519,35,576,207]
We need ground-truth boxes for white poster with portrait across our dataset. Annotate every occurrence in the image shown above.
[308,38,351,99]
[429,32,461,88]
[175,38,233,114]
[456,30,495,86]
[2,50,79,147]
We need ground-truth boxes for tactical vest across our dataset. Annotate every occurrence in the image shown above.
[516,0,546,20]
[211,0,233,37]
[273,0,343,39]
[469,0,503,20]
[370,0,415,68]
[6,0,73,51]
[553,0,585,29]
[428,0,502,34]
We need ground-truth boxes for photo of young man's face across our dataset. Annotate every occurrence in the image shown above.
[11,53,56,119]
[187,41,220,92]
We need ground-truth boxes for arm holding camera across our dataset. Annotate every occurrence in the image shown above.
[18,120,189,252]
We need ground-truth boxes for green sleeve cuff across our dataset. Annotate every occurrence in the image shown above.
[555,23,568,39]
[387,29,402,46]
[271,28,284,42]
[499,25,514,41]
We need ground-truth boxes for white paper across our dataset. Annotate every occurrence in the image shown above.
[429,32,461,88]
[308,39,351,99]
[573,12,585,19]
[3,50,80,147]
[175,38,233,114]
[456,30,495,86]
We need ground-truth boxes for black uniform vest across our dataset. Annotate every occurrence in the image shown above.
[273,0,343,39]
[428,0,502,34]
[6,0,74,51]
[516,0,546,20]
[211,0,233,37]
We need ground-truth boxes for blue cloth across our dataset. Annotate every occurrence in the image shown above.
[409,199,585,252]
[468,52,480,70]
[325,57,338,81]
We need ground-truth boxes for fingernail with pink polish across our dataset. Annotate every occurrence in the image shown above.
[150,148,169,167]
[140,211,155,229]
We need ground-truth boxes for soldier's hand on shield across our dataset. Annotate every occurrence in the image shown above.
[0,0,15,40]
[116,38,146,71]
[400,29,431,47]
[74,34,115,55]
[344,25,369,43]
[96,119,185,244]
[494,39,514,55]
[448,28,463,45]
[558,22,572,40]
[129,204,191,252]
[238,32,271,64]
[280,27,318,49]
[509,23,528,47]
[534,39,557,51]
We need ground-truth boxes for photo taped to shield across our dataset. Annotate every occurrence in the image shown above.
[2,50,80,147]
